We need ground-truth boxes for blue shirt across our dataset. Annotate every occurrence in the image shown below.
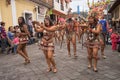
[7,31,14,40]
[99,19,107,33]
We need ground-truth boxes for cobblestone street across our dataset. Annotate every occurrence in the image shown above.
[0,42,120,80]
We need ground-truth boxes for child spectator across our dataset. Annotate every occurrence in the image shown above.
[14,25,20,33]
[111,31,118,51]
[12,32,19,54]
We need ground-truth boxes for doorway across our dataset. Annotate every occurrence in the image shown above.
[24,13,32,25]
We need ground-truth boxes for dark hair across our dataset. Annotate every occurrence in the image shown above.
[75,18,77,21]
[1,21,5,26]
[66,18,73,23]
[14,25,19,29]
[88,16,98,26]
[8,26,13,31]
[44,17,53,26]
[18,17,26,27]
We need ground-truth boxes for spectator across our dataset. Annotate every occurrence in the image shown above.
[99,16,107,58]
[14,25,20,32]
[12,31,19,54]
[111,31,118,51]
[28,17,33,37]
[7,26,15,54]
[28,17,34,44]
[0,22,7,53]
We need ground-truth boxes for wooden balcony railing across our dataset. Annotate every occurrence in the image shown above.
[29,0,53,8]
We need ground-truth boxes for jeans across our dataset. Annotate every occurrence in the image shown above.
[0,38,8,53]
[28,25,33,37]
[13,45,18,54]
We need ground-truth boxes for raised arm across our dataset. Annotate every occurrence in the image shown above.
[34,26,43,32]
[91,24,102,34]
[42,25,59,32]
[32,21,43,32]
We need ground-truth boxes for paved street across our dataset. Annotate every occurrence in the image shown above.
[0,41,120,80]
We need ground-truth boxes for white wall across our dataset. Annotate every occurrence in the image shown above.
[36,5,48,22]
[0,8,2,22]
[11,0,17,25]
[53,0,70,15]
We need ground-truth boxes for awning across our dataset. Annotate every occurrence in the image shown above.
[108,0,120,13]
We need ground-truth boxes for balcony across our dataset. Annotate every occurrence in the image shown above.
[29,0,53,8]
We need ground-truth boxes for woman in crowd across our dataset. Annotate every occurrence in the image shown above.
[84,16,102,72]
[32,17,60,73]
[17,17,30,64]
[7,26,15,54]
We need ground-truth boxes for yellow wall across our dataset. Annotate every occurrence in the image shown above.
[0,0,13,30]
[0,0,37,30]
[16,0,37,21]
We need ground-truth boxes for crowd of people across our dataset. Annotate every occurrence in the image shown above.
[0,17,42,54]
[0,0,120,74]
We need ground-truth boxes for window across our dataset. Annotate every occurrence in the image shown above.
[56,0,59,3]
[61,4,64,11]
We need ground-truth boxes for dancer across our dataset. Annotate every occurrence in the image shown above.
[17,17,30,64]
[84,16,102,72]
[58,18,66,46]
[79,20,87,43]
[32,17,59,73]
[66,17,77,57]
[74,18,80,43]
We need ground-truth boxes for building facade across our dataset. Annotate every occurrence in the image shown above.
[0,0,53,29]
[50,0,71,23]
[108,0,120,21]
[108,0,120,32]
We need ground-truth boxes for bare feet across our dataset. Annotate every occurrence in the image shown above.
[52,68,57,73]
[68,53,71,57]
[74,54,78,58]
[46,68,52,72]
[24,59,30,65]
[88,65,92,69]
[93,67,98,72]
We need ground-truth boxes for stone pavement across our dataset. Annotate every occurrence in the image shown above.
[0,42,120,80]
